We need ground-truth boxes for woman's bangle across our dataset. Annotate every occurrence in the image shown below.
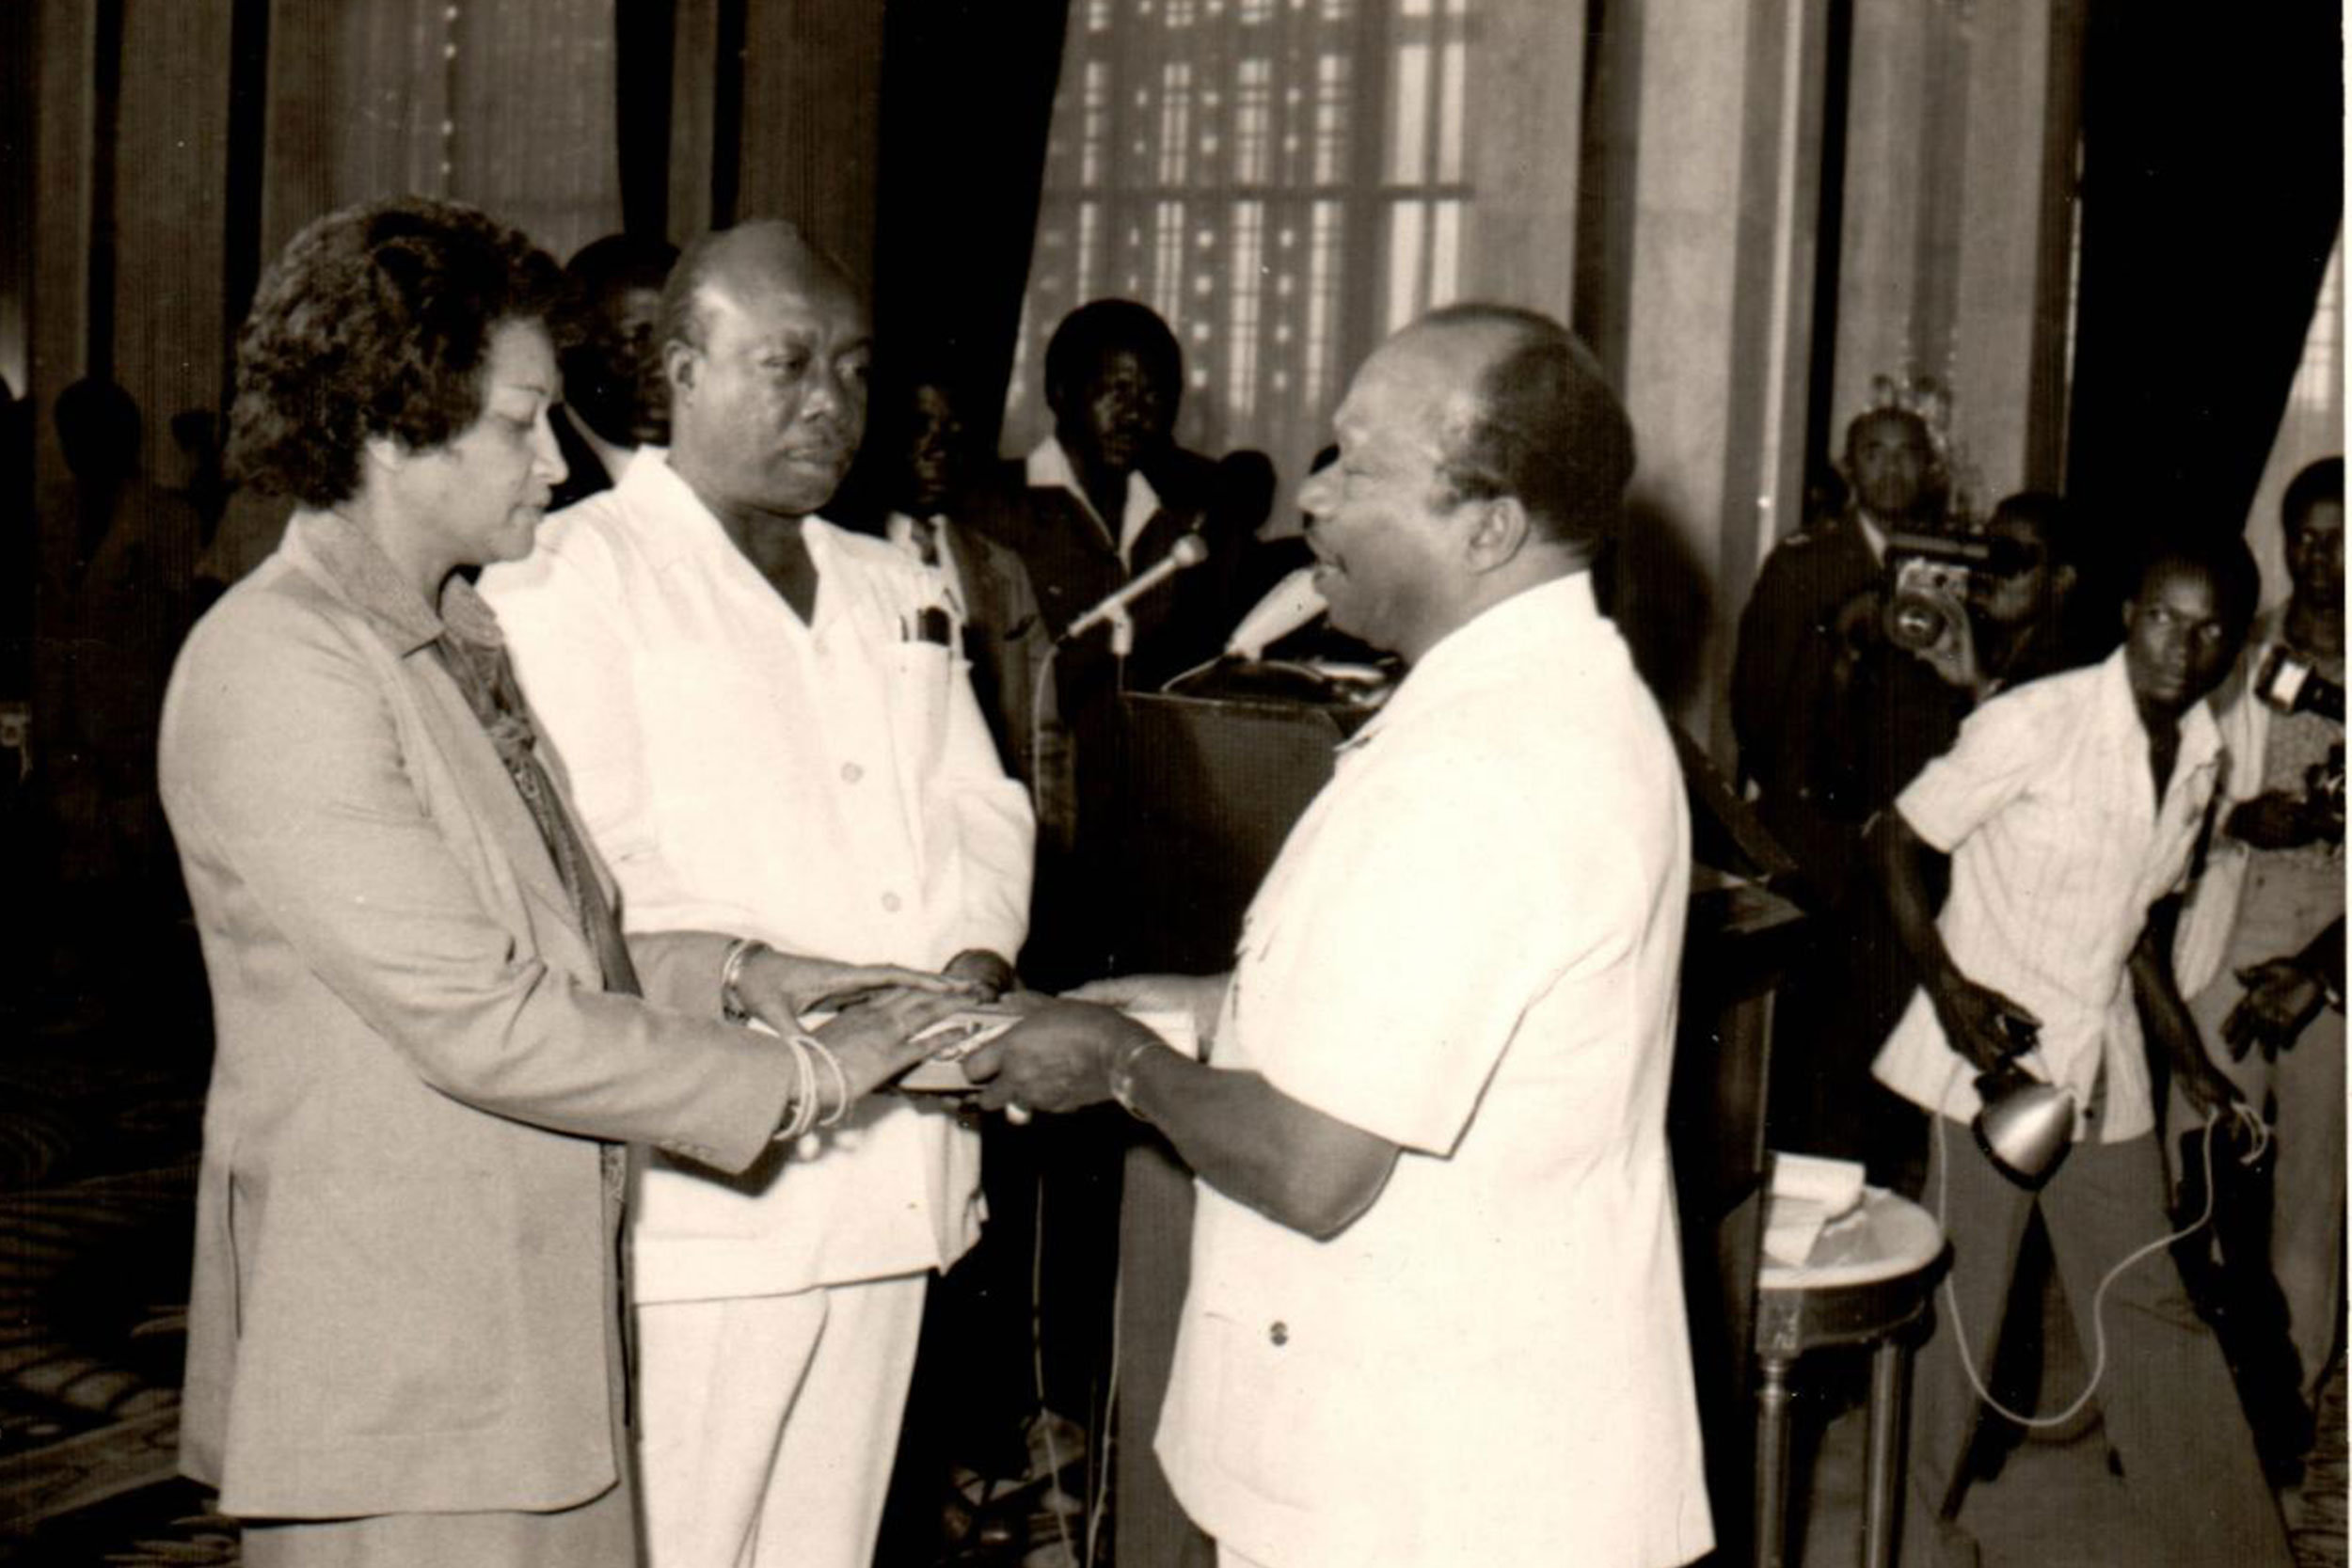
[721,936,770,1023]
[796,1033,852,1129]
[773,1034,818,1143]
[1108,1036,1157,1119]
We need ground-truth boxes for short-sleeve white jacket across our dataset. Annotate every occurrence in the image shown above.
[1155,574,1714,1568]
[481,454,1035,1301]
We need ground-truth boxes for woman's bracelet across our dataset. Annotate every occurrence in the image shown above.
[721,936,770,1023]
[796,1033,852,1129]
[773,1033,818,1143]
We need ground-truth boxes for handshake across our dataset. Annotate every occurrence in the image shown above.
[744,944,1221,1131]
[885,975,1221,1121]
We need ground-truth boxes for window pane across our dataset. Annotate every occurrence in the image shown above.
[1228,200,1266,419]
[1387,200,1426,333]
[1430,198,1461,309]
[1390,43,1429,184]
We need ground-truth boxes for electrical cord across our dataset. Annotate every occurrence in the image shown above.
[1932,1078,2271,1429]
[1018,637,1125,1566]
[1030,1161,1080,1568]
[1086,1277,1121,1567]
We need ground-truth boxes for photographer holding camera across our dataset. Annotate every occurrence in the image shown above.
[2175,455,2344,1450]
[1734,406,1947,897]
[1828,491,2090,816]
[1734,434,2092,1177]
[1732,409,1955,1172]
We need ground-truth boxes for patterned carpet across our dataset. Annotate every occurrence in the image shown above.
[0,992,213,1567]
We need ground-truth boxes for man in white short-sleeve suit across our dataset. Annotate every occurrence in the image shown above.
[482,220,1033,1568]
[967,304,1713,1568]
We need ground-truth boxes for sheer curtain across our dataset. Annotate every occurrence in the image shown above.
[1001,0,1495,506]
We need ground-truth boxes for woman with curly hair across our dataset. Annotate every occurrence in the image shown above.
[159,196,967,1565]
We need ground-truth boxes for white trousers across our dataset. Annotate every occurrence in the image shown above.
[633,1273,928,1568]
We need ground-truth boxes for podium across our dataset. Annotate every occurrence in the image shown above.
[1105,687,1805,1568]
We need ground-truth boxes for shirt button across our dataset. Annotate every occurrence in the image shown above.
[882,892,902,913]
[841,761,864,784]
[1268,1321,1288,1346]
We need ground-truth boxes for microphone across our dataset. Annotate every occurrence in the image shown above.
[1223,565,1329,660]
[1061,531,1210,642]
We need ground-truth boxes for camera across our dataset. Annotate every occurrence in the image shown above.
[2255,646,2344,724]
[1881,531,2036,653]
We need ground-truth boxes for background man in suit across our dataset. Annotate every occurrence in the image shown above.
[977,297,1273,689]
[866,371,1066,843]
[546,232,678,513]
[1730,404,1954,1180]
[970,299,1271,986]
[853,368,1098,1544]
[2175,456,2345,1482]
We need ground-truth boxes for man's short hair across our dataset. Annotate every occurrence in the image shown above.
[1844,405,1932,464]
[2281,455,2344,539]
[1988,491,2084,576]
[564,233,677,303]
[557,234,676,340]
[2131,532,2261,641]
[1418,304,1635,551]
[656,219,847,356]
[1042,298,1183,407]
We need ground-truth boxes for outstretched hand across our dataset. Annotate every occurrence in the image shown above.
[808,987,976,1107]
[735,947,976,1025]
[960,1000,1156,1116]
[1065,973,1230,1056]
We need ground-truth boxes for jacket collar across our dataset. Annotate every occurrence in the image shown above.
[616,451,866,637]
[282,507,504,657]
[2090,644,2223,812]
[1025,434,1162,539]
[1343,573,1602,753]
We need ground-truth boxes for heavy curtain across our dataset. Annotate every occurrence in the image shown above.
[869,0,1074,454]
[2064,5,2342,569]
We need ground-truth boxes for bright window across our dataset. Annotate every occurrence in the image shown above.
[1006,0,1476,495]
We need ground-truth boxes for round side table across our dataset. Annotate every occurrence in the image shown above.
[1753,1184,1946,1568]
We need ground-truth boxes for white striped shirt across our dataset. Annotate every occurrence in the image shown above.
[1873,650,2222,1142]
